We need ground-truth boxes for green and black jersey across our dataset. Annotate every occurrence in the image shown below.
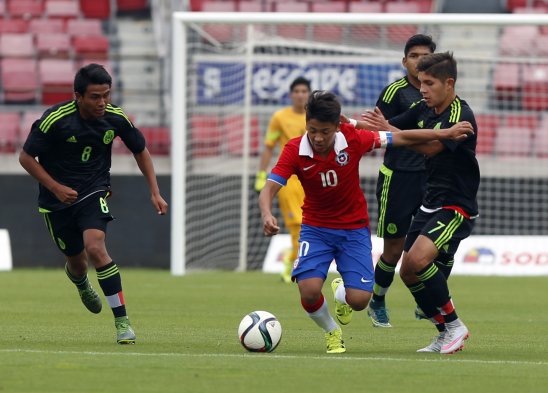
[376,76,424,171]
[23,100,146,212]
[389,96,479,216]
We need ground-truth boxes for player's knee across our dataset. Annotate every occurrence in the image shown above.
[399,258,415,284]
[300,293,322,306]
[346,291,371,311]
[84,242,107,262]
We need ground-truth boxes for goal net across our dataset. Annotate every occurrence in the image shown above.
[171,12,548,275]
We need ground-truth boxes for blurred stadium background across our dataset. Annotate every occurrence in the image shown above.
[1,0,548,271]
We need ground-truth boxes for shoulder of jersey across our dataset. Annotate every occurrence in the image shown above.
[381,77,409,104]
[448,96,466,123]
[104,104,133,126]
[38,100,77,133]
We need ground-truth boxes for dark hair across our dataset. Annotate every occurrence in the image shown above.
[305,90,340,123]
[74,63,112,96]
[404,34,436,57]
[417,51,457,82]
[290,76,311,92]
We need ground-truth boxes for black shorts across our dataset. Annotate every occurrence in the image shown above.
[42,191,114,256]
[404,208,475,255]
[376,165,426,239]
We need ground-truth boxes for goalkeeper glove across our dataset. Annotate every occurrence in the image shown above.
[254,170,267,192]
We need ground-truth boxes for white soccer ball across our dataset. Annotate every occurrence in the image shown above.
[238,310,282,352]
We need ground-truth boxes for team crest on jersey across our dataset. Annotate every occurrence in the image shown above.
[335,151,349,166]
[103,129,115,144]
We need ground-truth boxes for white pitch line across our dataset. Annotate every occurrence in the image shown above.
[1,348,547,367]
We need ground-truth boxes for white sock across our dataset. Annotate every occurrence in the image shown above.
[335,283,347,304]
[307,297,339,333]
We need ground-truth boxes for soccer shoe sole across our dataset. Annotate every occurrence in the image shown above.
[117,338,136,345]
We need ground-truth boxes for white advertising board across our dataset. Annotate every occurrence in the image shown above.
[0,229,13,271]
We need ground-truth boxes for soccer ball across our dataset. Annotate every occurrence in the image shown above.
[238,311,282,352]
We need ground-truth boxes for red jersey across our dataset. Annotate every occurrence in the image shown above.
[269,123,379,229]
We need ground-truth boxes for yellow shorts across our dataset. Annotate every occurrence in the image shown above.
[277,175,304,228]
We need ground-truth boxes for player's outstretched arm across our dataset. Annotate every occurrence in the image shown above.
[133,148,168,215]
[258,180,282,236]
[392,121,474,146]
[19,150,78,204]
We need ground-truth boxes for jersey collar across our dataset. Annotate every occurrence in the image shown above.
[299,131,349,158]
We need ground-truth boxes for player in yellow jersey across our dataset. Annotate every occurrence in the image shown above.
[254,77,311,283]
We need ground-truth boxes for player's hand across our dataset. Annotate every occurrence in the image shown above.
[52,184,78,205]
[151,193,168,215]
[361,107,390,131]
[262,214,280,237]
[254,170,267,193]
[445,121,475,141]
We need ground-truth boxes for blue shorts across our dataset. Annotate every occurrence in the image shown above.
[292,225,374,292]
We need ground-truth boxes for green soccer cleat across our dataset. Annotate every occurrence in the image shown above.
[78,282,102,314]
[331,278,353,325]
[325,328,346,354]
[367,299,392,328]
[115,316,136,345]
[280,250,293,284]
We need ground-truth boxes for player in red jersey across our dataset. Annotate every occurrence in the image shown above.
[258,90,473,354]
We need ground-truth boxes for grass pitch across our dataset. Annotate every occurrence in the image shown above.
[1,269,547,393]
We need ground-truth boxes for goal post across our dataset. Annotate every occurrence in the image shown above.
[171,12,548,275]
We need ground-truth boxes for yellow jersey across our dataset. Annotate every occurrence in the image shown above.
[264,107,306,156]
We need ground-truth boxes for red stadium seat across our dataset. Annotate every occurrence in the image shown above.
[311,2,346,44]
[533,115,548,158]
[0,33,34,58]
[224,115,260,156]
[77,58,113,75]
[39,59,76,104]
[140,127,170,155]
[348,2,383,42]
[506,0,528,11]
[189,0,204,11]
[522,65,548,111]
[79,0,110,19]
[475,114,499,155]
[499,26,539,56]
[1,58,38,103]
[29,19,65,35]
[72,35,109,59]
[45,0,80,20]
[190,115,221,157]
[36,33,71,58]
[238,1,264,12]
[0,112,21,153]
[201,1,237,43]
[384,3,420,44]
[505,113,539,129]
[7,0,44,19]
[413,0,435,13]
[494,126,533,157]
[532,34,548,56]
[493,63,521,109]
[0,19,30,33]
[66,19,103,36]
[116,0,149,12]
[21,110,44,136]
[274,2,309,40]
[0,0,5,15]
